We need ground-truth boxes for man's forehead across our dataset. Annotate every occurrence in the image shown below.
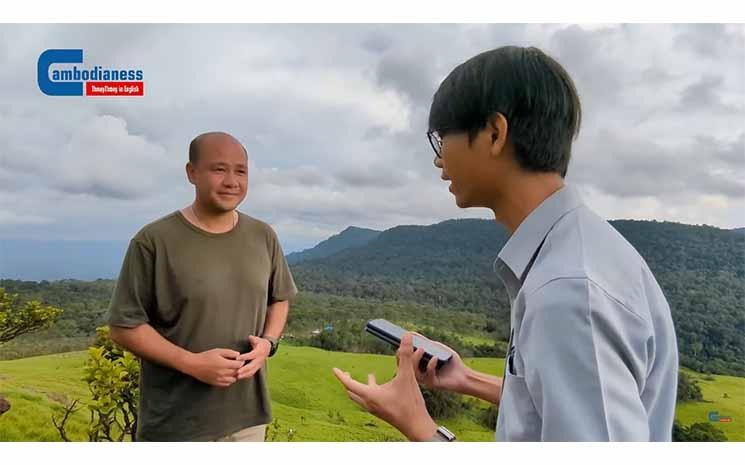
[199,136,248,160]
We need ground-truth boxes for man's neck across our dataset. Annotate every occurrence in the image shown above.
[491,174,565,234]
[184,202,237,233]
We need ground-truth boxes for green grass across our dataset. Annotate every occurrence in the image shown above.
[0,346,502,442]
[0,351,92,441]
[675,368,745,441]
[1,348,741,441]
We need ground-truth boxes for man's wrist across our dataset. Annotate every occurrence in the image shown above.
[262,335,280,357]
[175,350,195,376]
[403,416,439,442]
[455,366,479,396]
[459,367,502,404]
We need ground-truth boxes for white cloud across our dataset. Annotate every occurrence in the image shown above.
[0,24,742,252]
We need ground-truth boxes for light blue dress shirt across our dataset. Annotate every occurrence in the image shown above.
[494,185,679,441]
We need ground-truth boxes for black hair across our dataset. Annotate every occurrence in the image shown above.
[428,46,581,177]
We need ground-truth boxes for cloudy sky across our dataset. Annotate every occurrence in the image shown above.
[0,24,743,253]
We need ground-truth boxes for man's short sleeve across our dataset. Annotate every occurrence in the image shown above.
[267,229,298,304]
[519,278,653,441]
[107,238,154,328]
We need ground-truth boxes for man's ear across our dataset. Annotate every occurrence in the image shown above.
[185,162,196,185]
[488,113,509,160]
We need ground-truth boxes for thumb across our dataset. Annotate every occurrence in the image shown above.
[397,333,417,378]
[248,335,261,346]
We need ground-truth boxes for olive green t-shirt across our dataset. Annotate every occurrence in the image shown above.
[106,211,297,441]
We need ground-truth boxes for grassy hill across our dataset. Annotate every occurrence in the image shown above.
[0,347,501,442]
[676,368,744,441]
[1,348,742,441]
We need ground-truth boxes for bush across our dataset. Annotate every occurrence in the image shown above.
[421,387,462,419]
[479,404,499,430]
[673,420,727,441]
[677,372,704,402]
[54,326,140,441]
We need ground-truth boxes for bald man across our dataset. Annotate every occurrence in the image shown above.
[107,132,297,441]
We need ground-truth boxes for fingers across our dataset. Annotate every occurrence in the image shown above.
[411,347,426,374]
[332,368,370,398]
[219,367,240,377]
[422,355,439,386]
[236,350,260,362]
[222,358,245,369]
[346,390,369,411]
[218,349,240,359]
[237,359,263,379]
[411,332,456,355]
[237,367,260,380]
[396,333,418,377]
[332,368,376,413]
[214,375,238,388]
[396,332,414,362]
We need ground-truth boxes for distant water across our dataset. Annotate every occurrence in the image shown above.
[0,239,129,281]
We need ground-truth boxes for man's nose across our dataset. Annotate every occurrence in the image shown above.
[224,172,239,187]
[433,156,443,168]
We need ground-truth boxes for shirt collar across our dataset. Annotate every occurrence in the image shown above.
[496,184,585,283]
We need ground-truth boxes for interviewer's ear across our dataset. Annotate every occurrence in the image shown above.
[487,113,509,159]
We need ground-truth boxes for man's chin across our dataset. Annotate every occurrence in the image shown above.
[208,200,241,213]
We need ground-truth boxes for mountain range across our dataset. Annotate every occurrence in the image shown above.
[289,219,745,376]
[0,218,743,376]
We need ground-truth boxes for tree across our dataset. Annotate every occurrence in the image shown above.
[0,287,63,418]
[677,372,704,402]
[0,287,63,343]
[673,420,727,441]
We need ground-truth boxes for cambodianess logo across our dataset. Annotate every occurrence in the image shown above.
[37,49,144,97]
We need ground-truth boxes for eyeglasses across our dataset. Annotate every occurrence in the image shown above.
[427,130,443,159]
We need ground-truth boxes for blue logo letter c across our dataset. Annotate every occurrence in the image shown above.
[38,49,84,96]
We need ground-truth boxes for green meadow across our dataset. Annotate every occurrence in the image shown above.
[676,368,745,441]
[0,346,501,442]
[0,347,741,441]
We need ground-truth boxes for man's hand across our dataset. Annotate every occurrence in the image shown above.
[332,332,439,441]
[183,348,244,388]
[411,333,469,394]
[236,335,272,380]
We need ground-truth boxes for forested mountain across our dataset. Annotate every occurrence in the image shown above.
[292,219,745,376]
[1,219,743,376]
[286,226,380,265]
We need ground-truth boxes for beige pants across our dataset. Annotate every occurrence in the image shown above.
[215,424,267,442]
